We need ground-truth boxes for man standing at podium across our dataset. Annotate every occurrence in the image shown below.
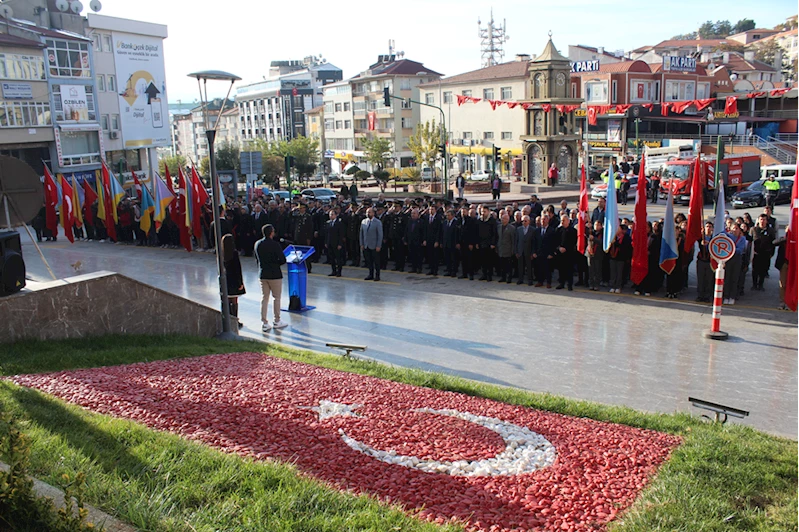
[360,207,383,282]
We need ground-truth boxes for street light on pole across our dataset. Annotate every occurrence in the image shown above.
[188,69,241,340]
[633,118,642,160]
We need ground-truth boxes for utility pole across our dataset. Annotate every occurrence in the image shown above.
[634,118,642,160]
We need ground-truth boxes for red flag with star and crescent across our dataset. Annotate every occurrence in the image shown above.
[43,165,59,238]
[577,165,589,254]
[786,165,798,311]
[58,174,75,243]
[630,157,649,285]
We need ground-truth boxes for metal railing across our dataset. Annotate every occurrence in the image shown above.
[701,135,797,165]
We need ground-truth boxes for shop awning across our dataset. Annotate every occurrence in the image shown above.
[449,146,524,156]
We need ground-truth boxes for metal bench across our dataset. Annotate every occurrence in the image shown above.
[688,397,749,425]
[326,342,367,358]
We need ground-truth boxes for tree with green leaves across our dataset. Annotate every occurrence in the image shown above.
[215,141,241,174]
[287,135,320,179]
[699,20,733,39]
[407,120,443,176]
[732,19,756,33]
[158,154,186,177]
[361,135,393,171]
[671,31,698,40]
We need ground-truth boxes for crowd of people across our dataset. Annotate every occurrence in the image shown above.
[33,186,794,322]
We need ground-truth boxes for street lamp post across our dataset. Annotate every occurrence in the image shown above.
[633,118,642,160]
[188,70,241,340]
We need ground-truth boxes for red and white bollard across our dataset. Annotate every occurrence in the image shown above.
[704,262,729,340]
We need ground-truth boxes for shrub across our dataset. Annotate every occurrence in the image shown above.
[355,170,371,181]
[0,412,98,531]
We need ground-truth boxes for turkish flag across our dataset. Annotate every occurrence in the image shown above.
[367,111,376,131]
[637,84,644,99]
[630,156,649,285]
[190,166,209,242]
[724,96,738,115]
[132,173,143,201]
[672,101,693,114]
[59,174,75,243]
[456,94,467,106]
[684,158,704,253]
[785,166,798,311]
[292,87,298,96]
[521,103,534,110]
[176,167,192,252]
[693,98,714,111]
[43,165,59,237]
[505,101,519,109]
[81,177,98,226]
[587,106,598,126]
[488,100,501,110]
[642,104,654,111]
[770,88,790,97]
[660,103,670,116]
[541,104,551,113]
[577,165,588,255]
[613,104,631,114]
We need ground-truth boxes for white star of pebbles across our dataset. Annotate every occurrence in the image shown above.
[303,400,362,420]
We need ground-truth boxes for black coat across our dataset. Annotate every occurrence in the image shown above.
[441,218,460,249]
[458,216,479,246]
[532,225,557,257]
[554,225,578,257]
[325,218,346,249]
[292,211,314,243]
[225,255,246,296]
[404,218,424,245]
[422,214,443,246]
[476,217,497,247]
[255,237,286,279]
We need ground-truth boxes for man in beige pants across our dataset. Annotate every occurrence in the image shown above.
[254,224,288,331]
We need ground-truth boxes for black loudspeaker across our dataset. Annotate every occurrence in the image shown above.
[0,231,25,296]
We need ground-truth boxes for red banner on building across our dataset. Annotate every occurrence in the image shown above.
[367,111,376,131]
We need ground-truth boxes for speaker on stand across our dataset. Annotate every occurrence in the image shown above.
[0,231,24,295]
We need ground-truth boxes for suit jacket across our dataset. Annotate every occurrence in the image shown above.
[554,225,578,258]
[532,225,556,257]
[422,214,443,246]
[441,218,460,249]
[515,225,535,256]
[405,218,424,245]
[325,218,345,248]
[359,217,383,249]
[497,223,516,258]
[458,216,479,246]
[252,211,268,232]
[476,217,497,248]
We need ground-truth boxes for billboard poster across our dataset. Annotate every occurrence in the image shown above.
[60,84,89,121]
[112,31,170,149]
[607,119,621,142]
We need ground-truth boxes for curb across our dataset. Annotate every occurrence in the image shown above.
[0,462,137,531]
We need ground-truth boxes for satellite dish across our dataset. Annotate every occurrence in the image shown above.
[0,4,12,18]
[55,0,69,12]
[0,156,44,228]
[89,0,101,11]
[70,0,83,14]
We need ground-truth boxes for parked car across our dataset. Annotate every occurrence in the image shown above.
[731,179,793,209]
[587,165,601,183]
[300,187,337,203]
[420,167,435,181]
[272,190,291,201]
[590,176,643,201]
[468,170,492,181]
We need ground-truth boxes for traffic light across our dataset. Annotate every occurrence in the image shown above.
[438,143,446,157]
[493,145,500,162]
[383,87,391,107]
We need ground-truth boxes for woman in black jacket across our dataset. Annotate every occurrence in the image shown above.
[222,234,245,329]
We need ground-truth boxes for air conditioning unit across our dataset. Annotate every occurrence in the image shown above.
[109,131,118,139]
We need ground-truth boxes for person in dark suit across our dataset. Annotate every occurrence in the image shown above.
[532,214,556,288]
[252,203,268,235]
[389,202,407,271]
[325,209,346,277]
[441,209,460,277]
[292,202,314,272]
[404,208,424,273]
[422,207,443,276]
[554,214,578,290]
[458,206,478,280]
[477,206,497,281]
[515,215,535,285]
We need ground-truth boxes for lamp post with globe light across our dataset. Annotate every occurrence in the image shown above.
[188,70,240,339]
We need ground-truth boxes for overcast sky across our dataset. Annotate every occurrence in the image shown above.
[95,0,796,103]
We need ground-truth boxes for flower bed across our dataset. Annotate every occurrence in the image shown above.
[12,353,681,532]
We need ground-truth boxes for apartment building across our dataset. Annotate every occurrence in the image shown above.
[321,54,442,172]
[235,58,342,145]
[418,56,529,176]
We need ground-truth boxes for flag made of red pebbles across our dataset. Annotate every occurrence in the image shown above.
[11,353,681,532]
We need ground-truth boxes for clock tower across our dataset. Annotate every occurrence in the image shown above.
[520,35,583,185]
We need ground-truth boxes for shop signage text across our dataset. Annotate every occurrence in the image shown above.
[662,56,697,72]
[570,60,600,73]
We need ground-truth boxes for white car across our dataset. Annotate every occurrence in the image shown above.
[468,171,492,181]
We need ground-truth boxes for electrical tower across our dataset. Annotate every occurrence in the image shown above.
[477,9,510,68]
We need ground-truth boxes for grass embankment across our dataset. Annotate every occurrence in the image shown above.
[0,335,795,532]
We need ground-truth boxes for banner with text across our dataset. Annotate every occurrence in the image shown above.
[113,31,170,149]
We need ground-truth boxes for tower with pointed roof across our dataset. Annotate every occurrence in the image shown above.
[520,35,583,185]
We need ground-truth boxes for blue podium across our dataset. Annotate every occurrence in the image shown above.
[283,245,315,313]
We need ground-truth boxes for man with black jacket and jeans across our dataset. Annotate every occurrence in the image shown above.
[255,224,288,332]
[458,206,478,280]
[554,214,578,290]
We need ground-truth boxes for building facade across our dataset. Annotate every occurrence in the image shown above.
[235,58,342,146]
[321,55,442,173]
[418,57,529,176]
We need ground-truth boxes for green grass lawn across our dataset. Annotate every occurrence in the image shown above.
[0,335,795,532]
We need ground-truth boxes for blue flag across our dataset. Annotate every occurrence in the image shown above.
[713,174,726,236]
[660,186,678,274]
[603,166,619,252]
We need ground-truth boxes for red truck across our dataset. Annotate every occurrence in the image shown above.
[659,154,761,204]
